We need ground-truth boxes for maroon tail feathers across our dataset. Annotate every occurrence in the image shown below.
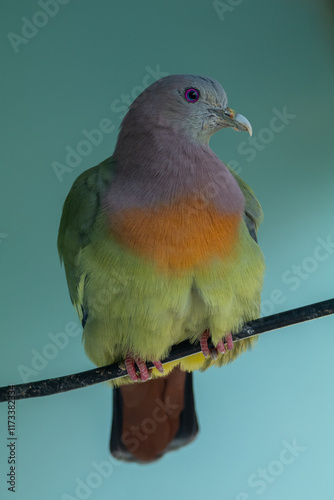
[110,367,199,462]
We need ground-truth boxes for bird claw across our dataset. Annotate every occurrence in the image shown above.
[199,330,234,359]
[124,353,164,382]
[225,333,234,351]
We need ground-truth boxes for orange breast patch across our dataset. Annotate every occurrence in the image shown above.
[108,197,241,271]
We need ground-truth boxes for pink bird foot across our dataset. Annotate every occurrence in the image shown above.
[200,330,234,359]
[124,353,164,382]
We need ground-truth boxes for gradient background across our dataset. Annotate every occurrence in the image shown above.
[1,0,334,499]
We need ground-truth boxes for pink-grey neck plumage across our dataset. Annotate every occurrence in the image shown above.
[108,75,251,211]
[103,74,253,270]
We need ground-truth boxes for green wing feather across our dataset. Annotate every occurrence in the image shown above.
[57,156,116,322]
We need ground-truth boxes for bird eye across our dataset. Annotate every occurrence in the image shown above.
[184,88,200,103]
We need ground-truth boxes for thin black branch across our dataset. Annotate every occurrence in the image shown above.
[1,298,333,403]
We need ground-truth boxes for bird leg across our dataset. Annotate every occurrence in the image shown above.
[124,353,164,382]
[199,330,234,359]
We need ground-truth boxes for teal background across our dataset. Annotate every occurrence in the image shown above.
[1,0,334,498]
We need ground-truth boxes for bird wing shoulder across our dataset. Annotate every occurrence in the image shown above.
[225,163,263,241]
[57,156,116,321]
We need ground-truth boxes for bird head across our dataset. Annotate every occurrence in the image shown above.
[125,74,252,145]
